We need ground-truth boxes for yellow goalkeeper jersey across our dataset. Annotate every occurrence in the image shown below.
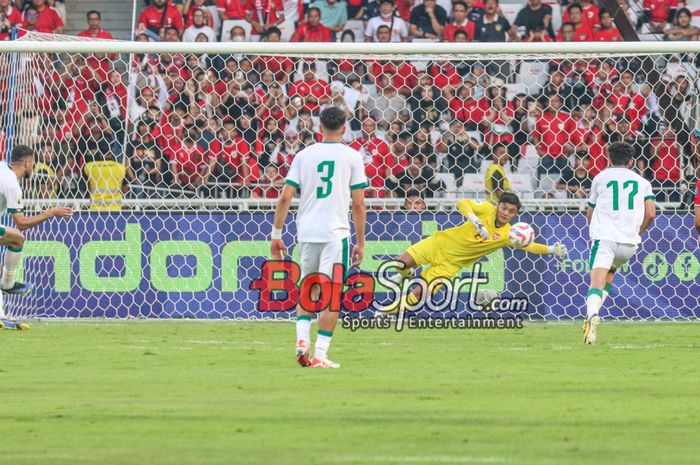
[431,199,549,267]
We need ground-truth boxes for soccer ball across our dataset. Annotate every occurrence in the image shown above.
[509,222,535,248]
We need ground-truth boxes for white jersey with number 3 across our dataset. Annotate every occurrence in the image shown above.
[588,167,654,245]
[284,142,368,243]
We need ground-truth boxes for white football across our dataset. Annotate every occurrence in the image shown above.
[509,222,535,248]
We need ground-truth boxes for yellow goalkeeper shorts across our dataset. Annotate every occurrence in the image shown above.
[407,237,462,287]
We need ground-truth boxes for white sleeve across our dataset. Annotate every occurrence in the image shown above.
[364,19,376,40]
[399,19,409,39]
[285,155,301,189]
[350,154,368,191]
[6,182,23,213]
[588,176,598,208]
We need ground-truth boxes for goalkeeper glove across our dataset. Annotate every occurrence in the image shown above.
[548,242,568,257]
[467,213,490,240]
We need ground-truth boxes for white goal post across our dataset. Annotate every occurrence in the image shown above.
[1,37,699,320]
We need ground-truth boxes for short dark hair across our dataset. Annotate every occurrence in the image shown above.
[598,9,610,20]
[454,30,468,39]
[376,25,391,33]
[453,0,467,8]
[265,26,281,38]
[567,3,582,13]
[608,141,635,166]
[561,21,575,31]
[308,6,321,17]
[405,189,421,199]
[87,10,101,19]
[319,106,346,132]
[11,145,34,165]
[499,192,521,211]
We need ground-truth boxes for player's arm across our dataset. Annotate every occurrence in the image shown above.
[10,208,73,231]
[271,155,302,258]
[456,199,491,239]
[521,241,567,257]
[270,183,295,259]
[639,198,656,235]
[586,176,599,223]
[350,188,366,267]
[349,154,368,266]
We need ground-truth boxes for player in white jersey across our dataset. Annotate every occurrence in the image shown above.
[584,142,656,344]
[0,145,73,330]
[271,107,367,368]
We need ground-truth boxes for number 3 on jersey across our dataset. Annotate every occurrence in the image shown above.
[607,180,638,210]
[316,161,335,199]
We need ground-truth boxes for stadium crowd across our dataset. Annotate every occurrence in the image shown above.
[2,0,699,209]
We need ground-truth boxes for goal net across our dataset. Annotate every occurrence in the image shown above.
[1,33,699,320]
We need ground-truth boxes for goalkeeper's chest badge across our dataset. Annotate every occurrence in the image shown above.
[493,233,501,240]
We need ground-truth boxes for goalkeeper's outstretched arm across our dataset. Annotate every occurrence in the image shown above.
[521,242,568,257]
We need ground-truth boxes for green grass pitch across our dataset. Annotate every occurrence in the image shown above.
[1,321,699,465]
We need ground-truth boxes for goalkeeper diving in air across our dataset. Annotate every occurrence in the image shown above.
[0,145,73,330]
[378,192,568,314]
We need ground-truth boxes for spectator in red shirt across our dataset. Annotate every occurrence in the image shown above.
[217,0,248,20]
[77,10,113,39]
[650,126,681,202]
[252,164,285,199]
[350,117,399,196]
[556,4,592,41]
[290,7,332,42]
[170,131,214,191]
[609,70,647,132]
[449,82,489,132]
[245,0,285,36]
[533,94,577,175]
[255,27,295,84]
[0,0,22,40]
[185,0,215,27]
[211,119,252,192]
[594,10,622,41]
[288,61,330,114]
[644,0,670,33]
[562,0,599,32]
[27,0,63,33]
[138,0,184,37]
[557,21,575,42]
[444,1,475,42]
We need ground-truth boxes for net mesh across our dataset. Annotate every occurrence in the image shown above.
[1,33,699,320]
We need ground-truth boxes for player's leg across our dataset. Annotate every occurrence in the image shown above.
[295,242,320,367]
[585,240,616,344]
[0,226,31,295]
[378,238,435,315]
[311,238,350,368]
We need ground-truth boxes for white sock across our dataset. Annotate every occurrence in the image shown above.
[314,331,333,360]
[2,249,22,290]
[586,289,603,320]
[0,289,5,319]
[601,283,612,307]
[296,316,312,344]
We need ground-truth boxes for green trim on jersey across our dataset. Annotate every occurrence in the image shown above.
[284,179,299,189]
[587,202,595,208]
[589,239,600,269]
[644,195,655,201]
[341,237,349,280]
[350,182,368,190]
[7,208,23,214]
[0,225,5,237]
[7,246,22,253]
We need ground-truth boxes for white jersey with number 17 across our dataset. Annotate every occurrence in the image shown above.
[284,142,368,243]
[588,167,654,245]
